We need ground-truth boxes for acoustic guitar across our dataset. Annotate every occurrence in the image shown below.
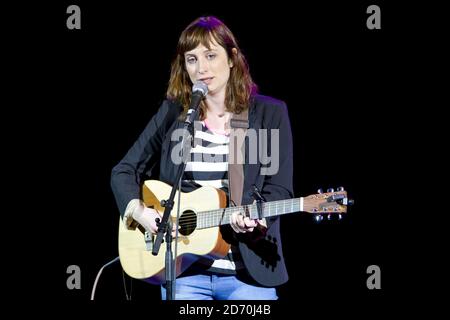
[118,180,352,284]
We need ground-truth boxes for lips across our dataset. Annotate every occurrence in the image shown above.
[199,77,214,85]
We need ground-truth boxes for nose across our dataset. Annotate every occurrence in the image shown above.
[197,56,208,74]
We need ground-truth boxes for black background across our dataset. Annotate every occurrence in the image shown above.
[7,0,444,312]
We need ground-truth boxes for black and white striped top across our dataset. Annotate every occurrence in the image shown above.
[182,121,244,272]
[183,121,229,191]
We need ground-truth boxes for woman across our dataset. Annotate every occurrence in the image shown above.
[111,16,293,300]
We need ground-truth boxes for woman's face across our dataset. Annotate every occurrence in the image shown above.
[184,39,233,97]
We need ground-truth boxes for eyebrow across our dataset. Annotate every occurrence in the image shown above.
[185,48,217,56]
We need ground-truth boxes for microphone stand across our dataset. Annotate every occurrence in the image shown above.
[151,106,199,300]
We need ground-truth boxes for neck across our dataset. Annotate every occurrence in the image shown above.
[205,90,226,116]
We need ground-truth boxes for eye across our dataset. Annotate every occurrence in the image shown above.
[186,56,197,64]
[206,53,216,60]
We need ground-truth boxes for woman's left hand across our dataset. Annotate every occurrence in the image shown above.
[230,212,259,233]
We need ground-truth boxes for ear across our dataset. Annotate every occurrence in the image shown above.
[229,48,238,68]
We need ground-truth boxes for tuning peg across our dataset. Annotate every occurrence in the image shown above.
[327,188,334,193]
[337,197,354,206]
[314,215,323,223]
[338,214,343,220]
[337,186,344,191]
[317,188,323,194]
[327,214,332,220]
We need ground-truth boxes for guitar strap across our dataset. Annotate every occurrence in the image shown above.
[228,109,249,207]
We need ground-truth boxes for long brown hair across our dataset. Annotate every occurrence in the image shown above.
[166,16,257,119]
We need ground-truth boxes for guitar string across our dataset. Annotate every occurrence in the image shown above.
[173,198,301,224]
[170,200,304,229]
[160,196,343,229]
[159,198,303,227]
[176,200,302,223]
[153,195,340,227]
[172,203,342,228]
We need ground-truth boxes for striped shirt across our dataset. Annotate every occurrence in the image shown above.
[182,121,244,273]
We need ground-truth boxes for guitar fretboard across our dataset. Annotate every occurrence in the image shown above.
[196,198,303,229]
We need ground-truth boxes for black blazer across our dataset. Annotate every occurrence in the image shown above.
[111,94,293,287]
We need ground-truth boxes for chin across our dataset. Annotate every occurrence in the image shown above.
[207,87,217,95]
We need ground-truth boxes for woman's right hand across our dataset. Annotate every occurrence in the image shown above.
[132,205,178,235]
[132,205,161,234]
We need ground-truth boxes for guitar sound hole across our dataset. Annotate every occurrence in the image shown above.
[178,210,197,236]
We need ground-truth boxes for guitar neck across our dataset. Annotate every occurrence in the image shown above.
[197,197,304,229]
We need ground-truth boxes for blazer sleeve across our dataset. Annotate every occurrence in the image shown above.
[236,99,292,286]
[261,101,294,227]
[110,100,178,216]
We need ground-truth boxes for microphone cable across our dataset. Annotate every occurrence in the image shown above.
[90,256,120,300]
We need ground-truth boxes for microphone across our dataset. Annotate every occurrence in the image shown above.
[185,81,208,125]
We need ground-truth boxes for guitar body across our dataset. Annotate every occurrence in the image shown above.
[118,180,230,284]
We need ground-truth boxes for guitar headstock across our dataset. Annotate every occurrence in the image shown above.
[303,187,353,221]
